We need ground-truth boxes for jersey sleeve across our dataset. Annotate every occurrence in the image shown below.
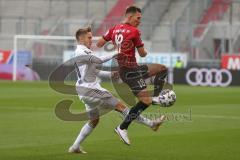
[133,30,144,48]
[73,53,117,64]
[102,27,114,41]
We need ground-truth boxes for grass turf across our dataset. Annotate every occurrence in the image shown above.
[0,81,240,160]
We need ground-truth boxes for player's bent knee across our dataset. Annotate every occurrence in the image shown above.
[158,64,167,73]
[148,64,168,76]
[162,65,168,73]
[155,65,168,77]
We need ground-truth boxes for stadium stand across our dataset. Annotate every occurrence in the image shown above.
[151,0,191,52]
[191,0,240,60]
[194,0,232,37]
[95,0,135,36]
[0,0,117,49]
[140,0,171,40]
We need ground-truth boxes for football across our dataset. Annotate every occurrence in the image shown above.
[159,89,176,107]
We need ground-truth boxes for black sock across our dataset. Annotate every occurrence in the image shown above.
[120,101,149,130]
[153,71,168,96]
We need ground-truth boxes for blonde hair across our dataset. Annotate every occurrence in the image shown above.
[75,27,91,41]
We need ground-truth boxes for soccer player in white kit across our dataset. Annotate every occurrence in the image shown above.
[68,27,165,153]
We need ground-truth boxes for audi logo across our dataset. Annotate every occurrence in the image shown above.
[186,68,232,87]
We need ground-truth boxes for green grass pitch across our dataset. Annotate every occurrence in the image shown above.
[0,81,240,160]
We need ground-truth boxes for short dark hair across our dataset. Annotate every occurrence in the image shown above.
[125,5,141,15]
[75,27,91,41]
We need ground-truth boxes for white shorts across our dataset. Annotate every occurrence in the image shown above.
[76,83,119,118]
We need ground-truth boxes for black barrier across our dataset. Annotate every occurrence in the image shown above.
[174,68,240,86]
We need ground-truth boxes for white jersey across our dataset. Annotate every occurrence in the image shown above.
[73,44,116,99]
[74,45,101,90]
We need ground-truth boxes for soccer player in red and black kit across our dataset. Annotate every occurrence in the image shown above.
[97,6,168,145]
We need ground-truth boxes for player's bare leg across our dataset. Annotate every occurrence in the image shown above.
[137,89,152,105]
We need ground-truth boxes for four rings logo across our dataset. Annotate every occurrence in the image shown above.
[186,68,232,87]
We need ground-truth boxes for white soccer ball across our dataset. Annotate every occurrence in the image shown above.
[159,89,176,107]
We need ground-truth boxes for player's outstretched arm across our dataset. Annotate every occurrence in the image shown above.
[95,70,111,79]
[97,53,118,63]
[72,53,117,64]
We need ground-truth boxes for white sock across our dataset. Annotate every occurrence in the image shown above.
[72,122,94,148]
[122,108,153,127]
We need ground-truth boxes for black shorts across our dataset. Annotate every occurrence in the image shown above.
[119,65,149,95]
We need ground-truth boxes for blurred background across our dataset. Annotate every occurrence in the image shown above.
[0,0,239,86]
